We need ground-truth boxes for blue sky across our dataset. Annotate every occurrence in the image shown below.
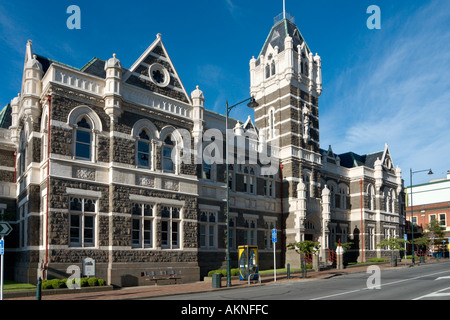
[0,0,449,185]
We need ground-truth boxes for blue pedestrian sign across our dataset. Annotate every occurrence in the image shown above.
[0,239,3,255]
[272,229,277,243]
[404,234,408,241]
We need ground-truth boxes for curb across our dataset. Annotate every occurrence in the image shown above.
[4,285,114,299]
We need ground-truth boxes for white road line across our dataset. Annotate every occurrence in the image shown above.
[311,268,450,300]
[413,286,450,300]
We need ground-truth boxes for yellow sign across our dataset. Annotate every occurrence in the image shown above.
[238,245,258,280]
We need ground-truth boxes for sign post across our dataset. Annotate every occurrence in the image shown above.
[0,221,12,301]
[0,237,4,301]
[404,234,408,264]
[272,229,277,282]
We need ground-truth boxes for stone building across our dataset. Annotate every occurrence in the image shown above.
[0,12,405,287]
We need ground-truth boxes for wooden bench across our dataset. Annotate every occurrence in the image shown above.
[141,270,182,286]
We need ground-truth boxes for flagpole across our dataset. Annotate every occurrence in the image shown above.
[283,0,286,19]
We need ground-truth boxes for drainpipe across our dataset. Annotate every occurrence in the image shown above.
[360,179,364,263]
[280,164,284,266]
[13,151,17,183]
[43,95,51,280]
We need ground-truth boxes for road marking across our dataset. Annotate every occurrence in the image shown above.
[435,276,450,281]
[413,286,450,300]
[311,268,450,300]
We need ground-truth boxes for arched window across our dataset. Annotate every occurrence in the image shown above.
[137,129,151,168]
[265,64,270,79]
[338,184,349,210]
[74,117,92,161]
[68,106,102,163]
[367,184,375,211]
[268,109,275,139]
[41,111,48,163]
[327,182,337,208]
[384,188,391,213]
[303,171,311,198]
[243,166,256,194]
[162,134,175,172]
[19,129,27,176]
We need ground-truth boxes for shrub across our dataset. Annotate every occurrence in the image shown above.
[207,270,222,277]
[98,278,106,286]
[87,277,99,287]
[42,280,53,290]
[51,279,65,289]
[80,278,89,287]
[368,258,387,263]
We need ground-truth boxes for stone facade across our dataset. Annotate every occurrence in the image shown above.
[0,13,405,287]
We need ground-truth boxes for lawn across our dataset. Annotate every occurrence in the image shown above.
[3,280,36,292]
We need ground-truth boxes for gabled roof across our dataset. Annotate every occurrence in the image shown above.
[0,104,12,129]
[80,57,107,78]
[123,34,191,104]
[339,150,388,170]
[258,17,311,61]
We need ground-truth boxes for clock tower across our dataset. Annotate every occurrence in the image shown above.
[249,13,324,266]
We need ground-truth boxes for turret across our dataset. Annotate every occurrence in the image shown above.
[104,53,123,123]
[21,40,43,124]
[191,85,204,163]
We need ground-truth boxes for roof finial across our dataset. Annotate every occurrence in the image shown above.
[283,0,286,19]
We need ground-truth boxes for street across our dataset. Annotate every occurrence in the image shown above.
[144,261,450,300]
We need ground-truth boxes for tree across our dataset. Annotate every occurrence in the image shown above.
[287,240,320,276]
[287,240,320,256]
[424,219,446,254]
[377,237,409,263]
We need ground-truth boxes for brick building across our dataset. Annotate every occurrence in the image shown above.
[405,172,450,243]
[0,12,405,287]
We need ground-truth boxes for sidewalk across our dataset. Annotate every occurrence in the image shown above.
[5,261,420,300]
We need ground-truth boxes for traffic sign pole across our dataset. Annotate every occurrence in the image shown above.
[1,236,4,301]
[0,222,12,301]
[272,229,277,282]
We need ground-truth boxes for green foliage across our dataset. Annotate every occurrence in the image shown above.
[425,219,445,240]
[80,278,89,287]
[98,278,106,286]
[42,280,53,290]
[41,277,107,289]
[368,258,387,263]
[334,242,353,252]
[376,237,409,251]
[207,268,239,277]
[87,277,99,287]
[287,240,320,255]
[51,279,66,289]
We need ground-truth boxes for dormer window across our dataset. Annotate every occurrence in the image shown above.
[265,54,276,79]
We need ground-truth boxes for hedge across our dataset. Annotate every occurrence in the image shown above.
[207,268,239,277]
[42,277,107,289]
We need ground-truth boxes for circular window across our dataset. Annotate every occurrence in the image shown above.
[148,63,170,87]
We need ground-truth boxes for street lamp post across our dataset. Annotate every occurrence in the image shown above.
[225,97,258,287]
[409,168,433,265]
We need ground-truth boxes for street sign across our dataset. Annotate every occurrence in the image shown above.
[0,223,12,236]
[404,234,408,241]
[0,239,3,255]
[272,229,277,243]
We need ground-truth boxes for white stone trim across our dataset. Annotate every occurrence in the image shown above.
[129,194,185,207]
[66,187,102,198]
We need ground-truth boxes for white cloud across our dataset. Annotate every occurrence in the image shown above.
[321,0,450,183]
